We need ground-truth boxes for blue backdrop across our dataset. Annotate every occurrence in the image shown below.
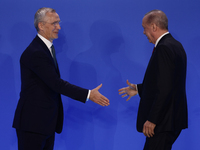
[0,0,199,150]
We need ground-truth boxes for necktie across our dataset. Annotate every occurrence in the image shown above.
[51,45,57,68]
[152,47,155,54]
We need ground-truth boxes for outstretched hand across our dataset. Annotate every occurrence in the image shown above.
[118,80,138,101]
[89,84,110,106]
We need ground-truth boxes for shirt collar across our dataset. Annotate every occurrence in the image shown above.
[155,32,169,47]
[37,33,53,50]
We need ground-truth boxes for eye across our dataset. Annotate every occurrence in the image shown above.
[52,21,61,26]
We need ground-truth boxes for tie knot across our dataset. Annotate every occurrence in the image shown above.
[51,45,55,51]
[51,45,56,55]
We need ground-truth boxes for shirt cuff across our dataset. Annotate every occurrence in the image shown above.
[86,90,91,101]
[136,84,138,91]
[136,84,138,95]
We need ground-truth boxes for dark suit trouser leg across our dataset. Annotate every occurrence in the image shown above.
[143,130,181,150]
[16,129,55,150]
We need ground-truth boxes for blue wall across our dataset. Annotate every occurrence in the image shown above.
[0,0,199,149]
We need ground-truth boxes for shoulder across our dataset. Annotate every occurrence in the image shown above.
[158,34,183,49]
[155,34,186,65]
[20,36,50,63]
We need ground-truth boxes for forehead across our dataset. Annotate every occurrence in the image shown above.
[142,16,148,26]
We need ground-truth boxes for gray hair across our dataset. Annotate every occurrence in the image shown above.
[34,7,56,31]
[145,9,168,30]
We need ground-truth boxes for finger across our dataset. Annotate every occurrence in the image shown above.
[99,99,109,106]
[103,99,110,105]
[149,128,153,137]
[146,127,150,138]
[143,129,147,137]
[96,83,102,90]
[100,94,108,100]
[100,96,110,105]
[119,90,126,95]
[148,125,155,137]
[146,124,152,137]
[121,94,128,98]
[95,99,106,106]
[143,124,149,137]
[102,95,109,102]
[99,102,106,106]
[152,130,155,136]
[118,88,126,92]
[103,101,110,106]
[150,127,155,137]
[118,88,123,91]
[143,125,146,135]
[126,96,131,101]
[126,80,131,86]
[100,100,110,106]
[147,127,151,138]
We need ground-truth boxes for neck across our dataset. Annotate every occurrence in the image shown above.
[154,30,168,42]
[38,31,53,43]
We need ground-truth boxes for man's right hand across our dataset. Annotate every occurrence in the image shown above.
[89,84,110,106]
[118,80,138,101]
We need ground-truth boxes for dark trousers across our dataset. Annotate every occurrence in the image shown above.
[143,130,181,150]
[16,129,55,150]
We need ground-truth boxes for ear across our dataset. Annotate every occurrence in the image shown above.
[152,23,157,32]
[38,22,44,31]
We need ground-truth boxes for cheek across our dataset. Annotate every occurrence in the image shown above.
[52,28,57,34]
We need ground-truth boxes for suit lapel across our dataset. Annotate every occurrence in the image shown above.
[35,36,60,75]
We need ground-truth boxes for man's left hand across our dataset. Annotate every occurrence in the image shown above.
[143,120,156,138]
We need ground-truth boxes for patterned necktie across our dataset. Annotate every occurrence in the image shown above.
[51,45,57,68]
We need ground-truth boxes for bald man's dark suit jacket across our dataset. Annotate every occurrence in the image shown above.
[13,35,88,135]
[137,33,188,133]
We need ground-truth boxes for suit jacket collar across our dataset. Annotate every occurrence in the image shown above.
[34,35,52,57]
[157,33,173,46]
[155,32,169,47]
[37,33,53,50]
[34,35,60,74]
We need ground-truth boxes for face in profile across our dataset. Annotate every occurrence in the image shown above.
[39,12,61,42]
[142,16,155,44]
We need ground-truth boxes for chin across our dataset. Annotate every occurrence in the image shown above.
[54,36,59,39]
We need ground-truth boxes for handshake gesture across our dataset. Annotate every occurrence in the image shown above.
[91,80,138,106]
[89,80,156,138]
[118,80,138,101]
[89,84,110,106]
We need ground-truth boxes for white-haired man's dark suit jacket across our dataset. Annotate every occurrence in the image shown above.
[13,35,89,135]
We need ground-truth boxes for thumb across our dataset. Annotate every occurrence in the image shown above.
[95,83,102,90]
[126,80,131,86]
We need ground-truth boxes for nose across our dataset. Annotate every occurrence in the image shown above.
[58,24,61,30]
[56,24,61,30]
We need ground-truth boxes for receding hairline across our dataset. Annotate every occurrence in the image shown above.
[143,9,168,30]
[145,9,163,16]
